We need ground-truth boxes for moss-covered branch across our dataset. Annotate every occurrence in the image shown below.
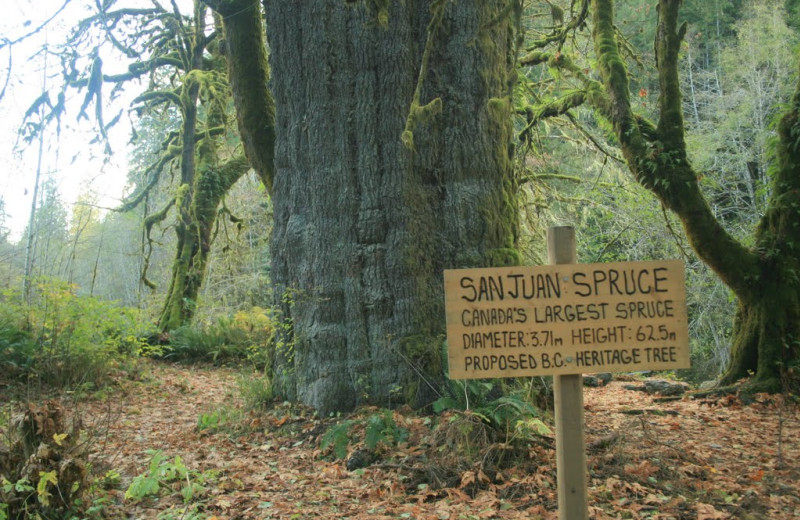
[144,198,176,236]
[139,197,177,290]
[590,0,759,299]
[117,174,160,213]
[591,0,645,159]
[654,1,687,152]
[402,0,447,150]
[132,89,183,108]
[97,57,186,84]
[207,0,275,192]
[519,89,586,139]
[525,0,589,51]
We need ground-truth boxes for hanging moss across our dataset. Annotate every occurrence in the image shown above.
[487,96,511,121]
[402,97,443,150]
[174,183,190,212]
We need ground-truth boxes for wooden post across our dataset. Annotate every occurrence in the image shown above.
[548,226,589,520]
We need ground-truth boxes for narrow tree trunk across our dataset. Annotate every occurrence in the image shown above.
[156,2,204,332]
[158,157,251,331]
[265,0,520,414]
[156,1,254,332]
[720,76,800,389]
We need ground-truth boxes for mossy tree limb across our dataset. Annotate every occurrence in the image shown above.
[157,154,251,331]
[591,0,759,299]
[206,0,276,192]
[586,0,799,389]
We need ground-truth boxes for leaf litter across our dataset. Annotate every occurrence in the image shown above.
[77,362,799,519]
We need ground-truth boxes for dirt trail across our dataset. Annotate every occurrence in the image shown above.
[84,362,800,519]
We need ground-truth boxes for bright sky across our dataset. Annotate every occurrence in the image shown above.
[0,0,192,242]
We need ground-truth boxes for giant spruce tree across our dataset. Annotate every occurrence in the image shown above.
[213,0,521,413]
[525,0,799,390]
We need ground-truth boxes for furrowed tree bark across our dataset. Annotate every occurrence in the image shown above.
[258,0,521,414]
[590,0,800,390]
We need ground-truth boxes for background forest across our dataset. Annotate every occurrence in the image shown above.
[3,0,798,386]
[1,1,800,518]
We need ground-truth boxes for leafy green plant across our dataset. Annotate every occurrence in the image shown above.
[197,410,224,432]
[434,379,549,443]
[0,478,34,519]
[196,407,245,435]
[320,420,356,459]
[320,410,409,460]
[365,410,409,450]
[125,450,217,506]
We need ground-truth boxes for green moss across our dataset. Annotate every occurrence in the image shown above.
[487,96,511,121]
[367,0,390,27]
[175,183,190,212]
[484,247,521,267]
[401,130,414,150]
[478,6,520,272]
[402,98,442,150]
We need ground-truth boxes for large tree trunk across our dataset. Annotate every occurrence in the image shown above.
[265,0,520,414]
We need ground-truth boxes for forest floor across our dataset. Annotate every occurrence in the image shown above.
[67,361,800,519]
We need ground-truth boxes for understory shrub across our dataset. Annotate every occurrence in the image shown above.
[321,409,410,460]
[161,307,274,368]
[1,279,153,391]
[433,379,551,442]
[0,309,36,382]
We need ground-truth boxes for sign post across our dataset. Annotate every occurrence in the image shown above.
[549,226,588,520]
[442,225,690,520]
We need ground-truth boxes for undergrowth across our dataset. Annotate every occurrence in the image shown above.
[1,279,153,393]
[315,377,554,492]
[0,401,92,519]
[124,449,218,519]
[156,307,274,368]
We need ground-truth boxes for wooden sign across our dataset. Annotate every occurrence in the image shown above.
[444,259,689,379]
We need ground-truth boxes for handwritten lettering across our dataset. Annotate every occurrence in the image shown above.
[459,273,561,302]
[572,267,669,297]
[461,307,527,327]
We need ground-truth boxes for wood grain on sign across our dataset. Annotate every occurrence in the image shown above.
[444,259,689,379]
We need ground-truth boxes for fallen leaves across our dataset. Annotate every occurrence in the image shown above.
[696,502,730,519]
[71,362,800,519]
